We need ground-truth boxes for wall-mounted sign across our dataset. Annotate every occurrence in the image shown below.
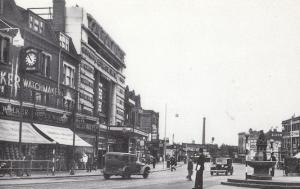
[22,48,39,72]
[81,45,117,81]
[291,130,299,137]
[0,70,62,96]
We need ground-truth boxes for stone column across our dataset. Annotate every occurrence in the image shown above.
[108,81,116,126]
[93,71,100,116]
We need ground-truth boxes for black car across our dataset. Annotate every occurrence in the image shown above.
[210,158,233,176]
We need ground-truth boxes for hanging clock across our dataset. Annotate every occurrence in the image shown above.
[25,52,37,67]
[23,48,39,72]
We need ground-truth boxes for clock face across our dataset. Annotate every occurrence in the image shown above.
[25,52,37,66]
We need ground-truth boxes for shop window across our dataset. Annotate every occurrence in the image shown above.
[63,62,75,88]
[0,36,9,64]
[40,53,51,77]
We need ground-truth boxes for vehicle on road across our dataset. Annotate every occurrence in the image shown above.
[103,152,151,179]
[210,158,233,176]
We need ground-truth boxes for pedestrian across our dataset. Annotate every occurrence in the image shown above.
[24,152,32,176]
[170,156,176,171]
[270,152,276,177]
[152,157,156,169]
[82,153,88,170]
[193,148,205,189]
[86,154,92,172]
[186,158,193,181]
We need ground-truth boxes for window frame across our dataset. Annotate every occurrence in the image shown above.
[40,52,51,77]
[0,34,10,64]
[63,62,75,88]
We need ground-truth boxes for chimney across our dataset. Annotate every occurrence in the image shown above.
[52,0,65,32]
[202,117,206,145]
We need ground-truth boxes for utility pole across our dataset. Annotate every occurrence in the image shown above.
[202,117,206,145]
[163,104,167,169]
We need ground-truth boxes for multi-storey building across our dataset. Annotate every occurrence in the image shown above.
[140,110,159,141]
[0,0,92,170]
[282,116,300,158]
[52,0,148,156]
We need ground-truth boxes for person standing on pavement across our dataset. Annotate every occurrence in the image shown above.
[186,158,193,181]
[86,154,92,172]
[24,152,32,176]
[270,152,276,177]
[82,153,88,170]
[152,157,156,169]
[193,148,205,189]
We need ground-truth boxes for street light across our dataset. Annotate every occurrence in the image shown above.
[245,134,249,180]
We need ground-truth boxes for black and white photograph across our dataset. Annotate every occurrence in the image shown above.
[0,0,300,188]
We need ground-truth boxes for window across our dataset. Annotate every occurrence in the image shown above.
[29,15,44,34]
[59,33,69,51]
[0,36,9,64]
[63,62,75,88]
[40,53,51,77]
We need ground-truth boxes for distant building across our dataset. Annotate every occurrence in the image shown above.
[282,116,300,157]
[238,128,282,162]
[181,143,218,158]
[140,110,159,141]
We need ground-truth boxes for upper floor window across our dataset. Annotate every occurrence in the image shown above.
[40,53,51,77]
[59,33,69,51]
[29,15,44,34]
[63,62,75,88]
[0,36,9,64]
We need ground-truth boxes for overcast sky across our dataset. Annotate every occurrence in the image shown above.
[16,0,300,145]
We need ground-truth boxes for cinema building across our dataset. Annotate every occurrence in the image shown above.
[55,0,148,157]
[0,0,93,171]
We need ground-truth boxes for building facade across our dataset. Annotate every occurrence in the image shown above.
[282,116,300,158]
[60,1,148,158]
[0,0,92,171]
[238,128,282,162]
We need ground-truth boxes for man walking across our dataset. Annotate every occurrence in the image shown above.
[193,148,205,189]
[152,157,156,169]
[186,158,193,181]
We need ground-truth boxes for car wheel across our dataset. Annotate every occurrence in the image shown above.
[216,172,219,176]
[143,168,150,179]
[104,174,110,179]
[122,168,131,179]
[210,171,213,176]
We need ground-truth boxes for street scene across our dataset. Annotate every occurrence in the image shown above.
[0,163,252,189]
[1,0,300,188]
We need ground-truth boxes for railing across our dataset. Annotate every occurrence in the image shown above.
[0,160,53,176]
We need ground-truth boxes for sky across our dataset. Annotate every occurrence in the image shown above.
[16,0,300,146]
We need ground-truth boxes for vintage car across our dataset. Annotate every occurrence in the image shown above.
[210,158,233,176]
[103,152,151,179]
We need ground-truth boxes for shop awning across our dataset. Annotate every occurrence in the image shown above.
[33,123,91,147]
[0,119,53,144]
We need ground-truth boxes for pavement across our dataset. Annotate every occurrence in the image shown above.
[0,161,184,181]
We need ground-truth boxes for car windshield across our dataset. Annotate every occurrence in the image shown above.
[216,158,227,164]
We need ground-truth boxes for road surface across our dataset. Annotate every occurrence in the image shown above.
[0,163,248,189]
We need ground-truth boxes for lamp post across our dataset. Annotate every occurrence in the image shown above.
[245,134,249,180]
[163,104,167,169]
